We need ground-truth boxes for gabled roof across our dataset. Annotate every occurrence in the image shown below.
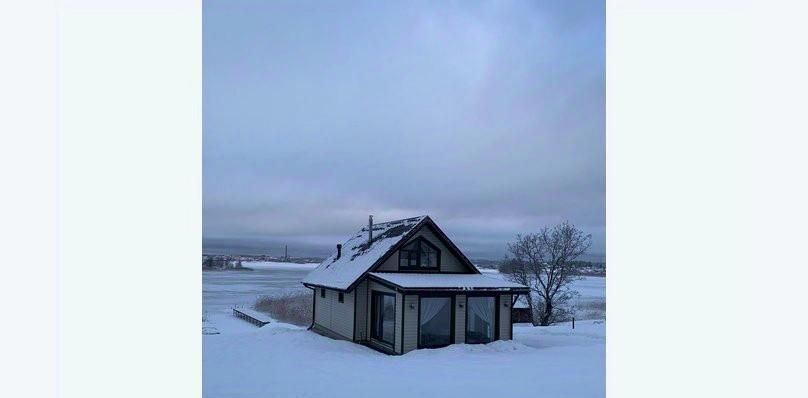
[302,215,481,291]
[368,272,529,292]
[302,216,428,290]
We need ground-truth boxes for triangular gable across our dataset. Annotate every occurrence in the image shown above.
[367,219,480,276]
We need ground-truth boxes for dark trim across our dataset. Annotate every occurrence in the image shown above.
[306,286,316,330]
[403,287,529,294]
[510,295,515,341]
[385,269,454,274]
[416,295,420,348]
[400,294,406,354]
[415,294,455,350]
[302,282,351,293]
[338,292,344,303]
[495,295,501,340]
[366,274,401,292]
[353,286,358,341]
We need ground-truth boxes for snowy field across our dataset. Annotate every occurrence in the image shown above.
[203,262,317,329]
[203,262,605,398]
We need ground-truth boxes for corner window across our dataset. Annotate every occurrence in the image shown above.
[320,288,325,298]
[338,292,344,303]
[398,237,441,270]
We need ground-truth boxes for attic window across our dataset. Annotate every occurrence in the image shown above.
[398,237,440,270]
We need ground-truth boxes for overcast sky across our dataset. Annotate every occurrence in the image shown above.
[203,1,605,260]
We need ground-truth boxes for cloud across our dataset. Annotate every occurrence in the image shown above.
[204,0,605,258]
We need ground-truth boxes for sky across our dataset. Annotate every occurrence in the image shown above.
[203,0,605,261]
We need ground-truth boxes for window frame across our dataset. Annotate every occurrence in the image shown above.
[338,292,344,303]
[397,237,441,271]
[370,290,396,347]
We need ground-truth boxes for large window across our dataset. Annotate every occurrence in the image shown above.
[466,296,496,344]
[398,237,440,270]
[371,291,396,346]
[419,297,453,348]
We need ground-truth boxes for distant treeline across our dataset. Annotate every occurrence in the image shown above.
[497,259,606,277]
[202,254,324,267]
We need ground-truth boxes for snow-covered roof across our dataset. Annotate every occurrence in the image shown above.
[302,216,428,290]
[369,272,529,291]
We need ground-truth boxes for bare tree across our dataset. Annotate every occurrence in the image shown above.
[503,221,592,326]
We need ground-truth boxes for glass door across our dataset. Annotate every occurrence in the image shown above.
[371,291,396,346]
[418,297,452,348]
[466,296,496,344]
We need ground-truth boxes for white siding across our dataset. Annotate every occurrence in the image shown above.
[402,295,418,353]
[313,287,354,340]
[353,280,368,341]
[454,295,466,343]
[374,225,475,273]
[331,289,355,339]
[314,288,328,327]
[499,294,512,340]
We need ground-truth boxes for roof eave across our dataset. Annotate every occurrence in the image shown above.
[400,287,530,293]
[366,273,529,293]
[301,281,352,292]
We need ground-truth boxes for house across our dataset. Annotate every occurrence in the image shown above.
[512,296,534,324]
[301,215,529,355]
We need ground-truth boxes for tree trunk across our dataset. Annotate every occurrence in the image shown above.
[540,300,553,326]
[525,294,539,326]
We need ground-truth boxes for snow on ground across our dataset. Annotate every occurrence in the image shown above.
[203,263,605,397]
[204,320,604,398]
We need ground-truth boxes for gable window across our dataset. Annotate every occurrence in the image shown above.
[398,237,441,270]
[320,288,325,298]
[338,292,344,303]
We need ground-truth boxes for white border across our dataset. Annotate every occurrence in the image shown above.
[2,1,808,397]
[608,1,808,396]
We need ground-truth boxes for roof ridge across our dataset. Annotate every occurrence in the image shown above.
[367,215,428,228]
